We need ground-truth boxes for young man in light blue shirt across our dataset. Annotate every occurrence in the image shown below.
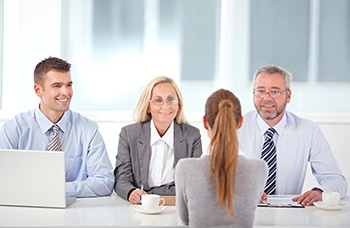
[237,64,347,206]
[0,57,114,198]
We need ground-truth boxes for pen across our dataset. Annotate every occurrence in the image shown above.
[140,184,143,202]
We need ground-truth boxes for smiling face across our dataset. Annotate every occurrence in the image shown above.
[253,72,291,126]
[34,70,73,123]
[148,82,179,135]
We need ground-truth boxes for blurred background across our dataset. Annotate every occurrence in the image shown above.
[0,0,349,193]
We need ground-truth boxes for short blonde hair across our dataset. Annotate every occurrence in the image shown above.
[133,76,188,124]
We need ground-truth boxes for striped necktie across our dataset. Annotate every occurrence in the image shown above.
[48,125,62,151]
[261,128,277,195]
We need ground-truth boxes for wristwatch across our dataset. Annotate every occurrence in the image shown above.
[311,187,323,192]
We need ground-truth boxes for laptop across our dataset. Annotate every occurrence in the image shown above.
[0,149,76,208]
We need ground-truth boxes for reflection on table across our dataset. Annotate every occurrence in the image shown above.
[0,193,349,227]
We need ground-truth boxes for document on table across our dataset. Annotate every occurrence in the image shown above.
[258,196,304,208]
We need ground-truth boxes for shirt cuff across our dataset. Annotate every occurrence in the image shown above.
[311,187,323,192]
[127,188,136,200]
[66,182,76,197]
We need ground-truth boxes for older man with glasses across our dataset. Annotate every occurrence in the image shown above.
[237,64,347,206]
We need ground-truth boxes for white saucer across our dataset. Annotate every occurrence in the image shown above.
[313,201,346,210]
[132,205,167,214]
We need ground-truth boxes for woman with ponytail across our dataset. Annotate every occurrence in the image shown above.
[175,89,268,228]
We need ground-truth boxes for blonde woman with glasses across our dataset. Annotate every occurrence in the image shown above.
[114,76,202,204]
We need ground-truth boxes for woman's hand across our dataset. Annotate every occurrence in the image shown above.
[128,188,147,204]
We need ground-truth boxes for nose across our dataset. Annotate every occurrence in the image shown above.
[262,92,273,99]
[60,85,71,94]
[60,86,67,93]
[160,101,171,107]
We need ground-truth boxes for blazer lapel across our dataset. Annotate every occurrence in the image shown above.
[138,121,151,189]
[174,123,186,166]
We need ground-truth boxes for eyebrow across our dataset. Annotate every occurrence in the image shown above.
[51,81,73,85]
[152,95,177,98]
[255,86,282,90]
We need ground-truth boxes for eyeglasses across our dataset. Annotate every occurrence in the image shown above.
[150,97,179,106]
[253,89,288,98]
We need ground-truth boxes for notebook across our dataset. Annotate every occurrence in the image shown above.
[0,149,76,208]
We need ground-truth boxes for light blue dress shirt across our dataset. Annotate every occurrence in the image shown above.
[0,108,114,198]
[237,110,348,198]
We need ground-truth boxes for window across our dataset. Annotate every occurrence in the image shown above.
[63,0,221,112]
[249,0,350,83]
[0,0,3,110]
[1,0,350,118]
[225,0,350,114]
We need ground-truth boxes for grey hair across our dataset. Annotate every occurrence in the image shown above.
[253,65,293,89]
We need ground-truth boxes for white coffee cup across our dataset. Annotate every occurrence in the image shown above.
[141,194,165,210]
[322,191,340,206]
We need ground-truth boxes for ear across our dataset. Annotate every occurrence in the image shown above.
[286,89,292,103]
[237,116,244,129]
[34,84,42,97]
[203,116,209,130]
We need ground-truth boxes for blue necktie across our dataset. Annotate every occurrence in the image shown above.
[261,128,277,195]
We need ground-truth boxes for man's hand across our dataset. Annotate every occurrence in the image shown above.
[292,190,322,206]
[260,192,268,204]
[128,188,146,204]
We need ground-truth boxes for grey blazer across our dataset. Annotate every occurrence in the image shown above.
[114,120,202,200]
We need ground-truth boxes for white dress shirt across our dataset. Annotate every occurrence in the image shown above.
[148,120,175,187]
[237,110,348,198]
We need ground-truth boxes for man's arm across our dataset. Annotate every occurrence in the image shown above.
[66,130,114,197]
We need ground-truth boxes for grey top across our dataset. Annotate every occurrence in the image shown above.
[114,120,202,200]
[175,155,268,228]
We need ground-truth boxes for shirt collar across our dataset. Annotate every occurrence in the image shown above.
[150,119,174,149]
[35,107,68,134]
[256,111,287,136]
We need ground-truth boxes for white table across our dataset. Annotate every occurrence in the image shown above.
[0,193,349,227]
[255,195,350,227]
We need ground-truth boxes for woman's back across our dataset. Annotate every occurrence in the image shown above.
[175,155,268,228]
